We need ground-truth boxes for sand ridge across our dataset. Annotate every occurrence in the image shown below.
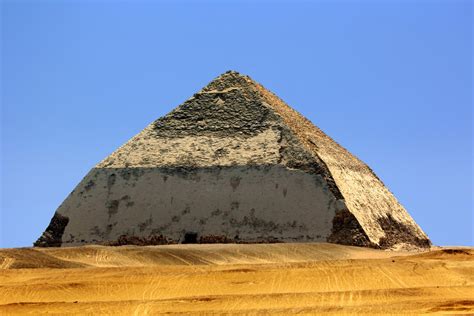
[0,243,472,315]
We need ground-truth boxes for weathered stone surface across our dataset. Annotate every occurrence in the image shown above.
[34,212,69,247]
[36,71,431,250]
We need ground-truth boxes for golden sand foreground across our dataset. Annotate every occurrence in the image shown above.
[0,243,472,315]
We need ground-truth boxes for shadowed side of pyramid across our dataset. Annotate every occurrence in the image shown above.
[35,71,430,250]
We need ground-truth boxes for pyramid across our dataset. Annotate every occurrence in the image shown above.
[35,71,431,250]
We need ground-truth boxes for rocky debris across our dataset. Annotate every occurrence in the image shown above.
[199,235,234,244]
[103,234,285,246]
[106,234,176,246]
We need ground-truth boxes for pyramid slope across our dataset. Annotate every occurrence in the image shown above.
[35,71,430,250]
[249,76,430,249]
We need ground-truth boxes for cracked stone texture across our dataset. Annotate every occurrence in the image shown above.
[36,71,430,250]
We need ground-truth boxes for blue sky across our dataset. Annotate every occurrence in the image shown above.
[1,0,472,248]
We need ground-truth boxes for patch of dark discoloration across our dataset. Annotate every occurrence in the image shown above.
[90,226,102,237]
[227,209,307,235]
[327,209,376,248]
[230,201,239,211]
[151,221,174,235]
[89,224,114,239]
[230,176,241,191]
[229,214,278,231]
[107,174,116,188]
[138,217,153,232]
[106,200,120,218]
[119,170,131,181]
[84,180,95,192]
[34,212,70,247]
[211,209,222,216]
[181,206,191,215]
[175,154,201,173]
[214,147,229,159]
[377,214,431,249]
[114,168,145,181]
[105,223,115,237]
[158,166,202,181]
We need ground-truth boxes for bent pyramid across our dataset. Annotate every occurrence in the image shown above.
[36,71,431,250]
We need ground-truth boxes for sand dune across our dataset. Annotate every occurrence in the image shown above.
[1,243,407,268]
[1,243,472,314]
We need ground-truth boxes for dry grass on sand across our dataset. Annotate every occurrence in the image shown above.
[0,243,473,315]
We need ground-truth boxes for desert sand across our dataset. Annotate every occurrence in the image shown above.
[0,243,472,315]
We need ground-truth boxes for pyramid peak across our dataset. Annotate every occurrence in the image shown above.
[224,70,241,75]
[199,70,256,94]
[217,70,249,81]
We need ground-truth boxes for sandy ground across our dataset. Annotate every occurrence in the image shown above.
[0,243,472,315]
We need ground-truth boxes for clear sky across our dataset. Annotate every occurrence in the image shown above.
[1,0,472,248]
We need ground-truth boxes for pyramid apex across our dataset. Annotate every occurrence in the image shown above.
[199,70,255,93]
[217,70,251,80]
[225,70,240,74]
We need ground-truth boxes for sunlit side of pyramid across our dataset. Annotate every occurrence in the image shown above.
[35,71,430,250]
